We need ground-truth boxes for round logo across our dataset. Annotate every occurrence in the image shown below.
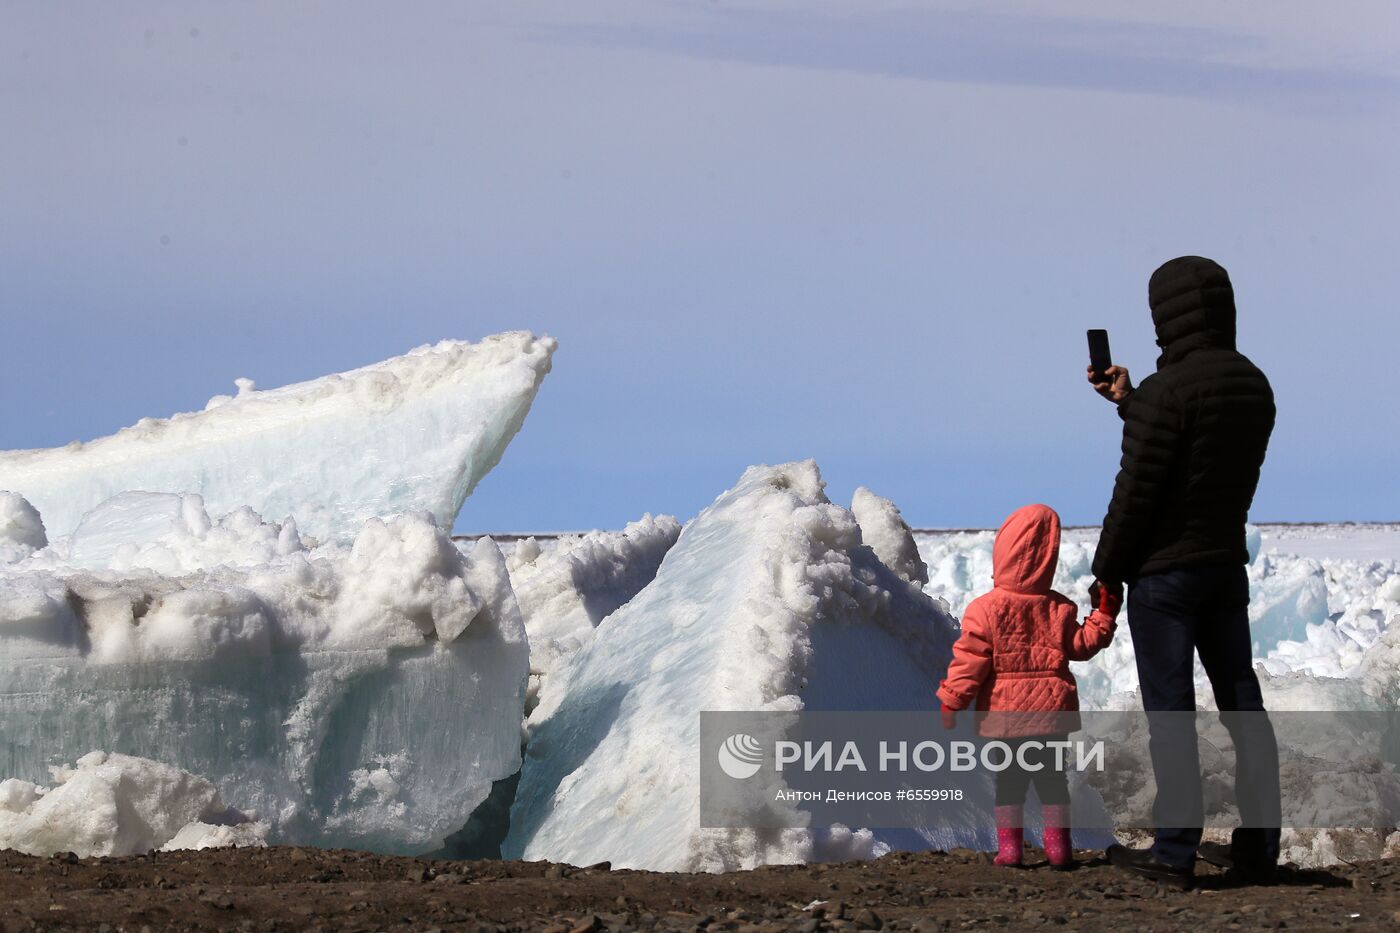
[717,733,763,780]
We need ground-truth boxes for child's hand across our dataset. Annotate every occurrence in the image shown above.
[940,706,957,730]
[1089,579,1124,619]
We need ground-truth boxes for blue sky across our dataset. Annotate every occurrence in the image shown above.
[2,2,1397,532]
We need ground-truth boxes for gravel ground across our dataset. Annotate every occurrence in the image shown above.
[2,845,1397,932]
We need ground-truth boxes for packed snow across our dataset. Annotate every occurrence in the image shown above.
[0,491,47,565]
[850,487,928,586]
[0,493,528,853]
[0,751,266,858]
[50,491,311,574]
[0,332,555,543]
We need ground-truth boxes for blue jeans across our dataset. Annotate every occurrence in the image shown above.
[1128,564,1282,869]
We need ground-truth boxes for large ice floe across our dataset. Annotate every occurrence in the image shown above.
[0,335,549,854]
[0,491,528,853]
[507,463,1023,872]
[0,332,555,543]
[0,751,267,858]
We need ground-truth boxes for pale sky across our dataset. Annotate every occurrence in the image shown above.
[2,2,1397,531]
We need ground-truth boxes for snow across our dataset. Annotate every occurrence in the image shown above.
[161,820,270,853]
[1263,524,1400,563]
[0,332,555,543]
[1360,620,1400,710]
[0,492,46,565]
[851,487,928,586]
[330,515,494,649]
[59,491,308,574]
[501,515,682,710]
[504,461,1101,872]
[914,524,1400,712]
[0,496,528,854]
[1247,554,1332,654]
[0,751,267,858]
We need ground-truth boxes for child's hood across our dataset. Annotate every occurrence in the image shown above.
[991,503,1061,595]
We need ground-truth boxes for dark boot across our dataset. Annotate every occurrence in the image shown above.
[1199,834,1278,884]
[1197,840,1234,869]
[1106,844,1194,889]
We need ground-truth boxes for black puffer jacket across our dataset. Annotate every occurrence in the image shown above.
[1092,257,1275,583]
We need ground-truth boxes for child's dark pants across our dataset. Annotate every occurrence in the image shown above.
[993,734,1072,807]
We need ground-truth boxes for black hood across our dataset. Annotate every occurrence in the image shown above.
[1148,256,1237,367]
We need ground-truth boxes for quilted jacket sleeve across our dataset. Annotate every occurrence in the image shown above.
[1067,606,1116,662]
[937,600,994,711]
[1092,376,1186,583]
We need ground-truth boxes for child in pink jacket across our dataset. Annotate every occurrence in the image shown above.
[937,503,1121,869]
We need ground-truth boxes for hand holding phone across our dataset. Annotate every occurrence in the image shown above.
[1086,329,1133,403]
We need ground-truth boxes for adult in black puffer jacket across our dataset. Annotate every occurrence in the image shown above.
[1089,256,1281,888]
[1092,256,1276,582]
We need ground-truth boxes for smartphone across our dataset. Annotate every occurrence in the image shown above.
[1087,329,1112,382]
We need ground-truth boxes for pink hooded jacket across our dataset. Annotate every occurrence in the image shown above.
[936,504,1116,737]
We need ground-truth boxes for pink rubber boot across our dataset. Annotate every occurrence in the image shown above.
[994,805,1023,867]
[1042,804,1073,869]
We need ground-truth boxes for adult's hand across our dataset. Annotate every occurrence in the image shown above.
[1087,364,1134,404]
[1089,578,1124,620]
[940,706,957,730]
